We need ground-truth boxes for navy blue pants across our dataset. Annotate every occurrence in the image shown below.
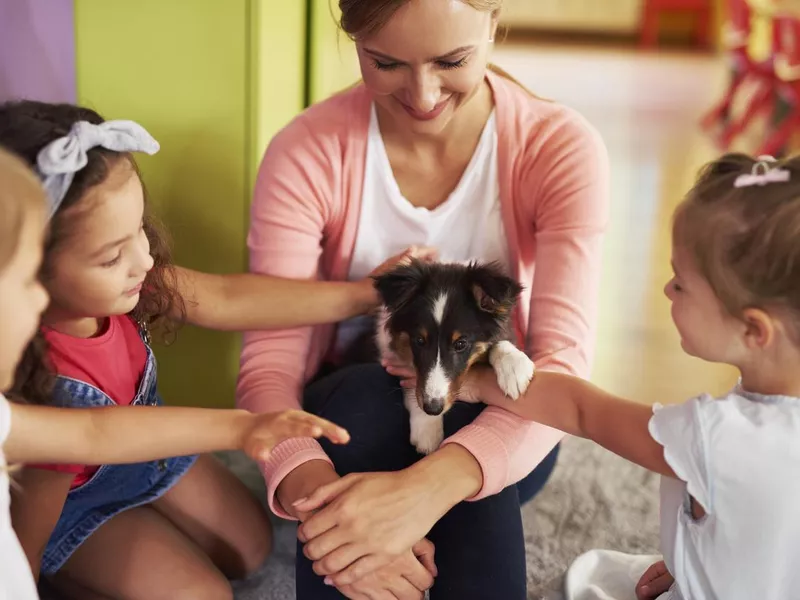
[297,363,559,600]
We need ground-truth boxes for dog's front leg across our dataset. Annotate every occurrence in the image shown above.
[488,340,535,400]
[405,388,444,455]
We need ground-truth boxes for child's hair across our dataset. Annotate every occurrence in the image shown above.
[674,153,800,339]
[0,101,185,405]
[0,146,46,273]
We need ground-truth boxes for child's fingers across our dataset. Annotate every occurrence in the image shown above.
[405,245,438,262]
[635,561,672,600]
[248,413,350,463]
[287,412,350,445]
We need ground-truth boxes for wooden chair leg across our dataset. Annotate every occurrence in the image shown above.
[695,7,712,49]
[640,7,659,48]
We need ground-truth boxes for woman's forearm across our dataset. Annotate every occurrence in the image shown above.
[405,444,483,514]
[174,267,378,331]
[5,404,251,465]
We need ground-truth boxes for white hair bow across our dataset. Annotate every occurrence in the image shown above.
[36,120,160,219]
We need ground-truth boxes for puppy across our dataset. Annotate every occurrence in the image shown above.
[372,259,535,455]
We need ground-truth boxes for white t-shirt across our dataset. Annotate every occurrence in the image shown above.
[335,104,509,354]
[0,394,38,599]
[552,387,800,600]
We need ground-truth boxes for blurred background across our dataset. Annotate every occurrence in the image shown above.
[3,0,795,410]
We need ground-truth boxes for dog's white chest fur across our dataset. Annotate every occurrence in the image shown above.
[375,306,535,455]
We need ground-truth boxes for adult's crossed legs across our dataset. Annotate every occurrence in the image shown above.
[295,363,559,600]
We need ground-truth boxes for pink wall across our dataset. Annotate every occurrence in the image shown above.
[0,0,75,103]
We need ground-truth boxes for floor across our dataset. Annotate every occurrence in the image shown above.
[493,43,741,404]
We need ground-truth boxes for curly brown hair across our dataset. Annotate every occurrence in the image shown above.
[0,101,185,405]
[674,152,800,340]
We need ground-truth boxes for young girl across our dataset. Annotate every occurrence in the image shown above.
[0,147,349,599]
[0,101,428,600]
[355,153,800,599]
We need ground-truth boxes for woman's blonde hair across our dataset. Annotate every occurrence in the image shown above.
[674,153,800,337]
[0,146,46,273]
[337,0,539,96]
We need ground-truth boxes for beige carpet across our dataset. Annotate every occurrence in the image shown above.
[219,435,662,600]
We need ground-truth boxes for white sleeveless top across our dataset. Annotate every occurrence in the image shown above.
[335,104,509,354]
[0,395,39,599]
[649,387,800,600]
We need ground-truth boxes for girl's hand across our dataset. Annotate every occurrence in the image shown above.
[351,246,438,317]
[381,354,416,389]
[368,245,438,279]
[240,410,350,463]
[636,560,674,600]
[334,542,436,599]
[293,470,445,586]
[456,365,497,404]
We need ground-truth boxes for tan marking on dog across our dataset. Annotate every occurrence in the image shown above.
[451,331,462,344]
[390,332,414,365]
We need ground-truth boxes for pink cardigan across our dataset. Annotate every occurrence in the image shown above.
[238,70,610,518]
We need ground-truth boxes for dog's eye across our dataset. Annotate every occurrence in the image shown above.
[453,338,469,353]
[413,335,426,347]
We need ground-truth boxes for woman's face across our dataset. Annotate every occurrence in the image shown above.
[356,0,497,135]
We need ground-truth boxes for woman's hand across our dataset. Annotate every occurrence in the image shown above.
[276,460,342,520]
[292,445,482,586]
[239,410,350,463]
[334,541,436,599]
[635,560,674,600]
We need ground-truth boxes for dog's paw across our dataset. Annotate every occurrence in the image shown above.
[410,414,444,455]
[489,341,535,400]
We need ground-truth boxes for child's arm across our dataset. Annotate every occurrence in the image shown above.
[470,369,676,478]
[174,267,377,331]
[173,247,437,332]
[4,405,349,466]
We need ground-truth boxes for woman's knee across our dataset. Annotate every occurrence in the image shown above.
[304,363,418,473]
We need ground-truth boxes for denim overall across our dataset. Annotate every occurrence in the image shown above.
[40,322,197,575]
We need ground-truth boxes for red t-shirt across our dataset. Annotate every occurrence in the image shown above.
[32,315,148,488]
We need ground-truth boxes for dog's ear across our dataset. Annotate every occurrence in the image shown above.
[467,261,523,316]
[372,259,428,313]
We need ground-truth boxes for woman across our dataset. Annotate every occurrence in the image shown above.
[237,1,609,598]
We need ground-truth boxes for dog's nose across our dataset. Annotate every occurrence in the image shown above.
[423,397,445,415]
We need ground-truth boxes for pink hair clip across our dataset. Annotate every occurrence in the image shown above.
[734,155,791,188]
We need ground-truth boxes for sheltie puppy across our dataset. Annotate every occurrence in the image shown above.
[372,259,535,454]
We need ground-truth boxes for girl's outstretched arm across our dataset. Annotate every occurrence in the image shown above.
[4,404,349,466]
[174,267,377,331]
[174,246,437,331]
[469,368,676,478]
